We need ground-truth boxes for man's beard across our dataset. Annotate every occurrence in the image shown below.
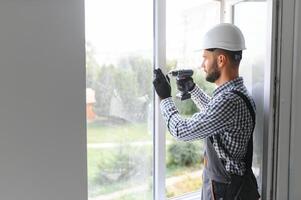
[205,61,221,83]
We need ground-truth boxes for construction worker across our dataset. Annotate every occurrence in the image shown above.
[153,23,260,200]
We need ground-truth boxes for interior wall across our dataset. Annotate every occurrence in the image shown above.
[276,0,301,199]
[0,1,86,200]
[290,0,301,199]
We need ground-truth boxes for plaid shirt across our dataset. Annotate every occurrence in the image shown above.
[160,77,255,175]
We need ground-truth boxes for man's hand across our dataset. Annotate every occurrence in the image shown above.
[176,77,195,92]
[153,68,171,100]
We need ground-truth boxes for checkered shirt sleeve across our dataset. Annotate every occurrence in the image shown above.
[190,85,211,111]
[160,93,237,141]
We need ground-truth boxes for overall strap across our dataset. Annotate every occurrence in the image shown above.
[230,90,256,170]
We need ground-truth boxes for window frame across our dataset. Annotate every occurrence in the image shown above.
[153,0,166,199]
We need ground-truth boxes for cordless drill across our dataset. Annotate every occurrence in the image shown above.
[168,69,194,101]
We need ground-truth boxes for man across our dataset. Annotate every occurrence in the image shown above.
[153,23,260,199]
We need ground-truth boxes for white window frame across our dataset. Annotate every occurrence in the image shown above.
[153,0,166,199]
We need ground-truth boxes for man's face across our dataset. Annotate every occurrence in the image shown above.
[201,50,221,83]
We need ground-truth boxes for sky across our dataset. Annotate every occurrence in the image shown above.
[85,0,153,54]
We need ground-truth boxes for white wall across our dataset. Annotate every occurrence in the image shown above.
[0,1,86,200]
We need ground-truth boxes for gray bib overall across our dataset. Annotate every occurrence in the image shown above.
[201,137,231,200]
[201,90,259,200]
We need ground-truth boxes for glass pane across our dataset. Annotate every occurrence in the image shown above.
[85,0,153,199]
[234,1,268,193]
[166,0,220,198]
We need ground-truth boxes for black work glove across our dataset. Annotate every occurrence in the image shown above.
[176,77,195,92]
[153,68,171,100]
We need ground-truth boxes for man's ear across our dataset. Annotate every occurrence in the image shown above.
[217,54,227,68]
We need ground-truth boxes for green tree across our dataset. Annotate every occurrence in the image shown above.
[94,65,116,115]
[87,45,153,122]
[86,42,101,88]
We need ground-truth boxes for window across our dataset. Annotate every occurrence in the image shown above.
[85,0,273,199]
[85,0,153,199]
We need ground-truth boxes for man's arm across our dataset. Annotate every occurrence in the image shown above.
[160,94,236,141]
[190,85,211,111]
[175,77,211,110]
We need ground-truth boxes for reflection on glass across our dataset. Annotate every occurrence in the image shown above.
[85,0,153,199]
[166,0,220,198]
[234,1,268,193]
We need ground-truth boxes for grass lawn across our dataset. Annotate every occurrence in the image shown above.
[87,122,174,143]
[87,123,153,143]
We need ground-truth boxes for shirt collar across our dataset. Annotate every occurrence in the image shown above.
[212,77,244,97]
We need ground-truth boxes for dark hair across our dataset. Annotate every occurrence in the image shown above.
[206,48,242,66]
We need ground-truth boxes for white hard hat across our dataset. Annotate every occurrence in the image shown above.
[200,23,246,51]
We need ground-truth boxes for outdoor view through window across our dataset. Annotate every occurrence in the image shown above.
[85,0,153,199]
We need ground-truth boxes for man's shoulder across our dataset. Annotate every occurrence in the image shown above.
[224,88,256,111]
[215,89,242,101]
[213,88,254,107]
[209,90,240,108]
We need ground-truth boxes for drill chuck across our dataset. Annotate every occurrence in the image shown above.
[168,69,194,101]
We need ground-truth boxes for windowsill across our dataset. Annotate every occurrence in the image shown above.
[167,190,202,200]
